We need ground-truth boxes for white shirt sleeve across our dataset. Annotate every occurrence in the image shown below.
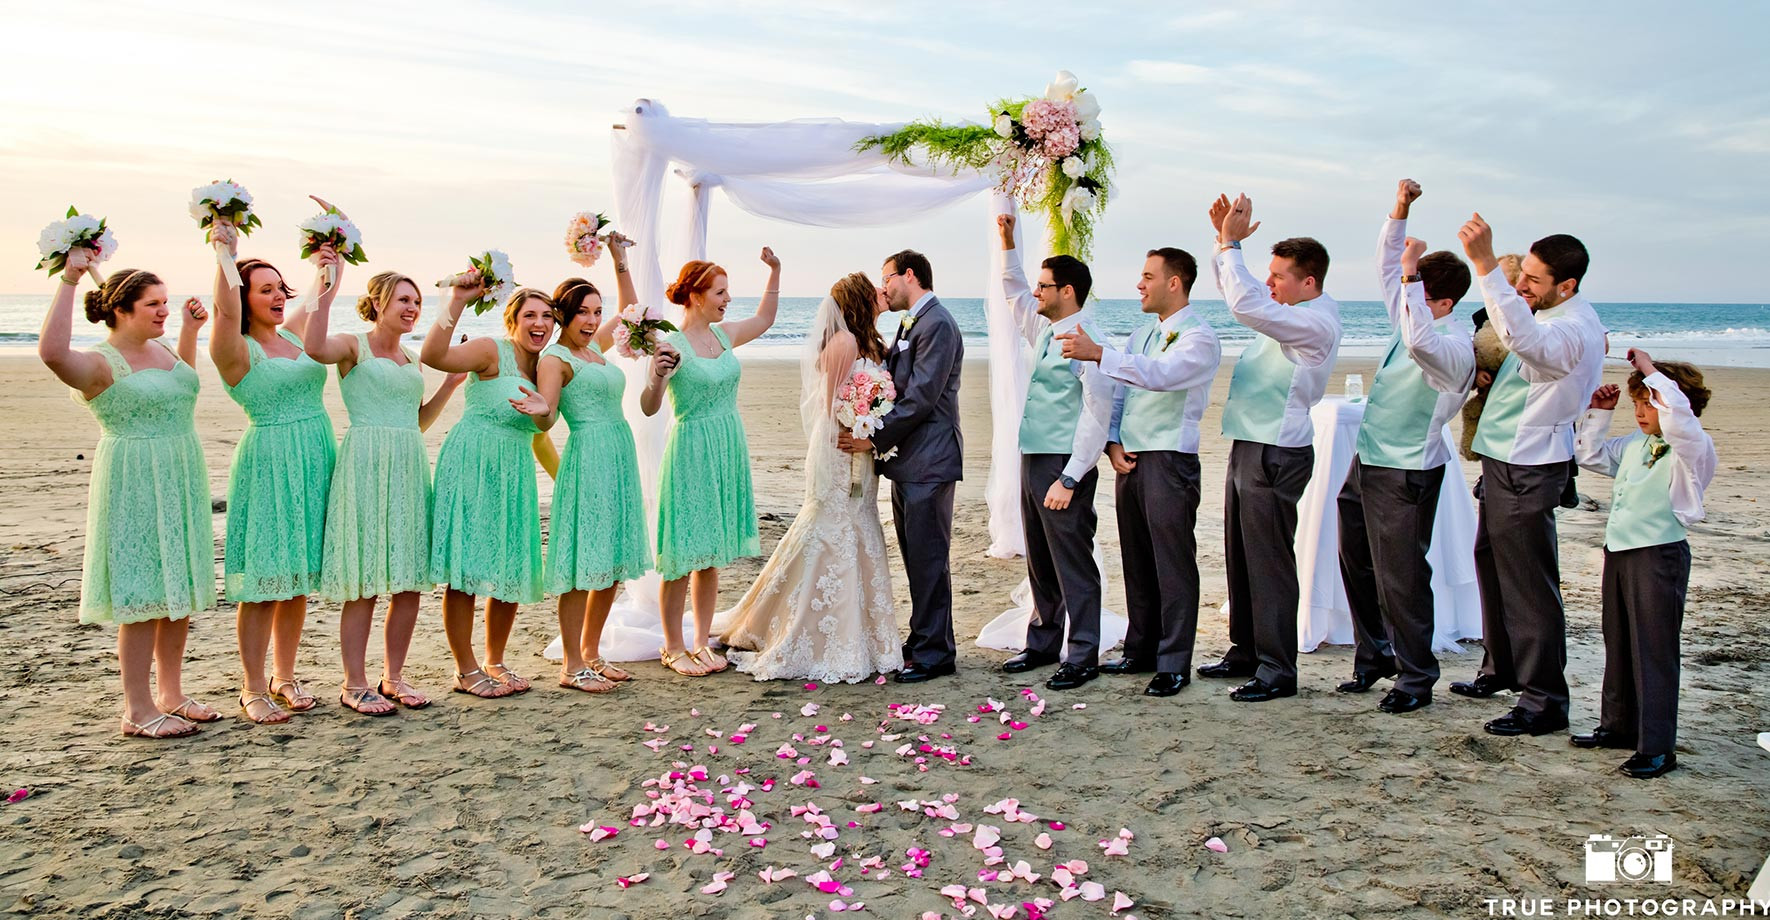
[1002,251,1046,347]
[1478,268,1587,381]
[1574,409,1629,477]
[1377,217,1407,326]
[1645,371,1717,526]
[1217,247,1337,368]
[1401,285,1476,393]
[1097,323,1221,393]
[1063,353,1115,482]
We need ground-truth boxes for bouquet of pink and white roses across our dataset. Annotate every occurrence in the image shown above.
[436,249,515,315]
[834,365,896,495]
[36,206,117,284]
[190,179,259,287]
[564,210,632,268]
[612,303,677,358]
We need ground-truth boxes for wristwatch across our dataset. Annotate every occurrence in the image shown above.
[1058,475,1078,489]
[1401,272,1422,284]
[1216,240,1241,252]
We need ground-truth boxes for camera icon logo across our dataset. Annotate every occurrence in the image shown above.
[1585,834,1674,884]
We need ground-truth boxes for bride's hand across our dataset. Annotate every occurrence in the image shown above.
[836,432,873,454]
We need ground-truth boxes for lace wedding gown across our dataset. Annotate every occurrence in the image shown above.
[715,358,900,683]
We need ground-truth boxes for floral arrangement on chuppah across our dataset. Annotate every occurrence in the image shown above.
[856,70,1112,260]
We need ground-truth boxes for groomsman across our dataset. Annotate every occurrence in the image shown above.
[1197,194,1342,702]
[1452,214,1606,737]
[1059,248,1220,697]
[1335,179,1475,714]
[995,213,1115,691]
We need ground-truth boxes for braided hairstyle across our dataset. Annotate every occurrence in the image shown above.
[357,271,420,322]
[83,269,164,328]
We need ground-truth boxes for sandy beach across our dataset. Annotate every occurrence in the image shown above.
[1,352,1766,918]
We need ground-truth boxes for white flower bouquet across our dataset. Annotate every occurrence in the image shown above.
[190,179,260,287]
[36,206,117,284]
[295,205,366,306]
[437,249,515,315]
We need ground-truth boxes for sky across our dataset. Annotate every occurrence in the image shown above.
[2,0,1767,302]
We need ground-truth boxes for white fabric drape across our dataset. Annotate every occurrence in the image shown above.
[549,100,1027,661]
[984,192,1029,558]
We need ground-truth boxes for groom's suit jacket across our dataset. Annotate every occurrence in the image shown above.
[873,297,964,484]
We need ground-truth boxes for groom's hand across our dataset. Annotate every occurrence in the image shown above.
[996,214,1016,251]
[1107,443,1137,475]
[1043,480,1073,511]
[1057,328,1102,363]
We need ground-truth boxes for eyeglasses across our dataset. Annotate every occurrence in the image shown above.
[881,271,902,280]
[1035,282,1060,291]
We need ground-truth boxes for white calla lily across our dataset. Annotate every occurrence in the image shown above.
[1044,70,1079,102]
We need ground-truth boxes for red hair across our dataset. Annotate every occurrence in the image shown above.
[666,260,725,306]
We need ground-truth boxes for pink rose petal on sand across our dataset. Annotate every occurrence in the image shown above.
[805,682,819,690]
[1205,836,1228,853]
[875,675,888,685]
[801,703,820,717]
[616,873,649,889]
[997,732,1013,740]
[5,789,29,805]
[653,839,671,850]
[1072,703,1086,709]
[973,825,1001,849]
[811,842,836,859]
[1112,891,1135,913]
[1100,836,1129,856]
[1049,821,1066,831]
[700,871,736,895]
[1034,833,1053,850]
[1009,720,1029,731]
[856,803,883,813]
[1079,881,1107,901]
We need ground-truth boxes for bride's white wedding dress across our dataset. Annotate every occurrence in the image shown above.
[714,356,900,683]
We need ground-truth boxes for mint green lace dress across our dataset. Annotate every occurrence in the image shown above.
[655,327,758,581]
[221,329,337,602]
[75,341,215,624]
[320,333,433,602]
[430,338,542,603]
[542,343,651,594]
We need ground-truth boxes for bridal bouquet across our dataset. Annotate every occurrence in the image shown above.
[834,366,896,496]
[612,303,676,358]
[36,207,117,284]
[190,179,260,287]
[856,70,1113,260]
[436,249,515,315]
[565,210,633,268]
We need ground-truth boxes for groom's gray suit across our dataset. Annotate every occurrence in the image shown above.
[873,295,964,670]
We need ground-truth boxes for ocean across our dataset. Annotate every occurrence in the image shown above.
[5,294,1767,367]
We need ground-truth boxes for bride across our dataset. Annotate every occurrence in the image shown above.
[714,273,900,682]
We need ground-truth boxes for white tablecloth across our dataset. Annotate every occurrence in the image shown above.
[1295,397,1483,654]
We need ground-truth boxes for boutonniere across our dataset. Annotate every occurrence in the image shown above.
[900,314,919,335]
[1644,436,1670,468]
[1160,331,1179,352]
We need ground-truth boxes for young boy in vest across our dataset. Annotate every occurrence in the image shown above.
[1573,349,1715,778]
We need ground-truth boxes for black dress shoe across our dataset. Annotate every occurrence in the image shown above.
[1002,650,1060,674]
[893,662,956,683]
[1570,728,1637,750]
[1377,689,1430,713]
[1619,752,1677,779]
[1337,663,1398,694]
[1044,663,1099,690]
[1229,677,1297,702]
[1101,657,1155,675]
[1448,674,1518,699]
[1143,672,1188,697]
[1197,658,1256,680]
[1483,706,1569,737]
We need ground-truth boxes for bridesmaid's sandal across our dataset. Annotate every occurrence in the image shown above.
[122,713,200,739]
[453,669,514,698]
[164,697,223,723]
[484,663,531,694]
[340,685,397,717]
[691,646,729,673]
[586,657,631,682]
[240,691,292,725]
[269,677,318,713]
[660,648,710,677]
[560,667,618,694]
[378,678,431,709]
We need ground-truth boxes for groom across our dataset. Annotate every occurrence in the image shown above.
[840,250,963,683]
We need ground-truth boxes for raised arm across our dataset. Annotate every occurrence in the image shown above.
[420,280,499,375]
[36,249,111,398]
[718,247,781,348]
[1632,350,1717,485]
[996,213,1045,346]
[282,244,341,341]
[1574,384,1629,477]
[1458,213,1588,379]
[1376,180,1422,326]
[1215,194,1337,366]
[594,231,637,354]
[176,297,209,368]
[1396,238,1476,393]
[298,248,359,367]
[206,222,253,387]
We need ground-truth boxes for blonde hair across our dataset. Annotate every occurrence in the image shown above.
[1497,253,1525,285]
[502,287,554,336]
[357,271,419,322]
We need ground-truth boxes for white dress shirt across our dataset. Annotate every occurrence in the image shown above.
[1475,267,1607,465]
[1003,252,1115,481]
[1214,246,1342,448]
[1101,307,1221,454]
[1367,217,1476,469]
[1575,372,1717,527]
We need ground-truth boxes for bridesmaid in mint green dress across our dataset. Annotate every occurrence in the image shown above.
[422,282,556,698]
[302,270,466,715]
[39,251,220,739]
[512,274,650,693]
[209,230,340,724]
[641,249,781,676]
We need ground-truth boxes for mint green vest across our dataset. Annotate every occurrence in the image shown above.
[1221,334,1294,444]
[1120,314,1200,454]
[1605,435,1686,551]
[1355,328,1445,470]
[1019,319,1095,455]
[1471,351,1527,462]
